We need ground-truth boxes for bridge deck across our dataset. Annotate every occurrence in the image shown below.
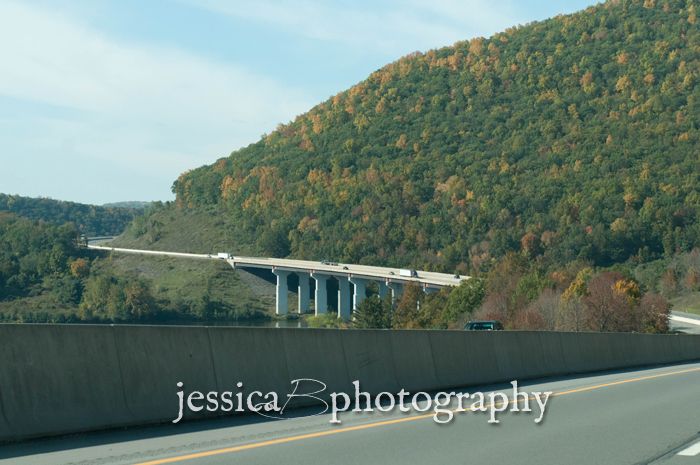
[87,245,466,288]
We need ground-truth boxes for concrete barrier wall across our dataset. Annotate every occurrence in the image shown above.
[0,324,698,442]
[0,325,131,440]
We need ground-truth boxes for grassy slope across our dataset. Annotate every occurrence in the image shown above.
[109,208,278,317]
[633,257,700,316]
[113,207,259,255]
[670,292,700,316]
[98,254,274,314]
[0,292,78,322]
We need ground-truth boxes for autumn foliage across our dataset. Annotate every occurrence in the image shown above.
[163,0,699,276]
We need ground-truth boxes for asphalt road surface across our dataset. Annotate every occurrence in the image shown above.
[1,362,699,465]
[670,311,700,335]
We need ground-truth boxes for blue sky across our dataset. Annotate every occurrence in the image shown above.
[0,0,595,204]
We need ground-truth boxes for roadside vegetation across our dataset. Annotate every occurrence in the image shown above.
[354,263,673,333]
[0,212,271,323]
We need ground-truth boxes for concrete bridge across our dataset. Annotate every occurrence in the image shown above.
[87,244,467,319]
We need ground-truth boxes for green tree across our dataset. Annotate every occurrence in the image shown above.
[123,281,156,319]
[392,283,427,329]
[441,278,486,325]
[353,295,392,329]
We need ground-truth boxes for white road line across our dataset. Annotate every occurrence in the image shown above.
[669,315,700,327]
[677,440,700,457]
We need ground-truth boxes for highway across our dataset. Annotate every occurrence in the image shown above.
[2,362,699,465]
[87,244,465,288]
[670,311,700,335]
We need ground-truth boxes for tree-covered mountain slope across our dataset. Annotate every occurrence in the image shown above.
[0,193,140,236]
[131,0,699,274]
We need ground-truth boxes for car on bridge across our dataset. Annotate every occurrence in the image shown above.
[464,320,504,331]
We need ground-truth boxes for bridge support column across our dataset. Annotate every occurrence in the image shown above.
[349,277,367,311]
[423,285,438,295]
[311,273,328,315]
[297,272,310,314]
[378,282,389,299]
[337,277,351,320]
[388,282,403,304]
[272,269,289,315]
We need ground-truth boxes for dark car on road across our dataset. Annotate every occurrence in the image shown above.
[464,320,504,331]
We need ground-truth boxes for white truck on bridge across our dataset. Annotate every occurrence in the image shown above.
[87,244,467,318]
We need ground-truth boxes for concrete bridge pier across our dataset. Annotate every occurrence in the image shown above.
[272,269,290,315]
[349,277,367,311]
[423,285,439,294]
[311,273,328,315]
[337,277,352,320]
[297,272,310,314]
[378,282,389,299]
[388,282,403,304]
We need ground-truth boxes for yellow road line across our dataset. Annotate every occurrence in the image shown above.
[552,367,700,397]
[134,366,700,465]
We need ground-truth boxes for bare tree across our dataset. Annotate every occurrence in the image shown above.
[582,272,633,332]
[524,289,563,331]
[559,298,586,332]
[638,293,670,333]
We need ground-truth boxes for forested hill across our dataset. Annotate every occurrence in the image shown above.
[0,194,140,236]
[145,0,698,273]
